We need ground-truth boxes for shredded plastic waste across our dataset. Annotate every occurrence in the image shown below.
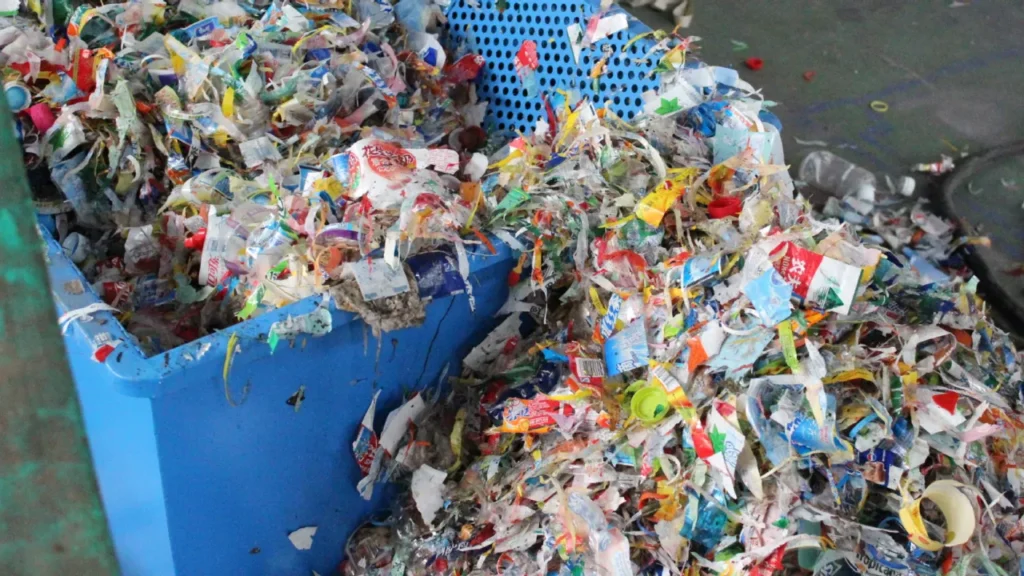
[334,21,1024,576]
[8,0,492,355]
[9,0,1024,574]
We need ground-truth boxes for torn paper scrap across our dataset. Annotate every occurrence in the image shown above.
[411,465,447,525]
[288,526,317,551]
[345,258,411,301]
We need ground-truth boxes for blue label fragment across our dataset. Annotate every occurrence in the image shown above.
[406,250,467,301]
[604,319,649,376]
[184,17,221,40]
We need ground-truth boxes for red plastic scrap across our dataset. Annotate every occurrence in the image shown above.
[744,57,764,71]
[708,196,743,219]
[933,391,960,415]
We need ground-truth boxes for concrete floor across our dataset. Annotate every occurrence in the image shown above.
[630,0,1024,174]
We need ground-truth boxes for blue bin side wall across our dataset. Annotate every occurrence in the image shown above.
[152,259,514,575]
[67,333,176,576]
[49,206,515,574]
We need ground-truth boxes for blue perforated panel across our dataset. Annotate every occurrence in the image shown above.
[445,0,659,134]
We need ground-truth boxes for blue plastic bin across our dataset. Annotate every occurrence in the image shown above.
[46,225,514,575]
[46,0,661,573]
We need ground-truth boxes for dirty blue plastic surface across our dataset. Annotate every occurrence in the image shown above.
[445,0,660,134]
[48,2,661,574]
[46,224,514,576]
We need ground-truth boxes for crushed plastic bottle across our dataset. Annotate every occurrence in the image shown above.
[799,150,879,201]
[794,150,917,206]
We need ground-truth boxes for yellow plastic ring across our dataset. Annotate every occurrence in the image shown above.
[870,100,889,113]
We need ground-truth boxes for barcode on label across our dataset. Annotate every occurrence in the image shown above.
[574,358,606,380]
[651,365,681,391]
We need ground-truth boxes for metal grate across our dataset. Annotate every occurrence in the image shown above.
[445,0,659,134]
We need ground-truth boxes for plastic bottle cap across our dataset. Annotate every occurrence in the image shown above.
[4,82,30,113]
[897,176,916,197]
[631,386,669,424]
[708,196,743,219]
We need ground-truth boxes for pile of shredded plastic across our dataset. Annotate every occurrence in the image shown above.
[340,41,1024,576]
[10,0,1024,573]
[7,0,492,354]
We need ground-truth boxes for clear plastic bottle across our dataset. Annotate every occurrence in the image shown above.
[798,150,879,202]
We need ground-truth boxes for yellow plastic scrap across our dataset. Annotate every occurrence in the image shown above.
[653,483,680,520]
[823,368,875,384]
[221,86,235,118]
[634,182,683,228]
[448,408,466,472]
[313,176,344,201]
[838,403,874,428]
[659,45,686,69]
[600,214,636,229]
[213,130,230,147]
[898,480,976,552]
[721,252,743,276]
[589,286,608,316]
[489,148,523,170]
[170,52,185,75]
[556,108,582,151]
[548,390,593,402]
[589,54,611,91]
[222,332,248,407]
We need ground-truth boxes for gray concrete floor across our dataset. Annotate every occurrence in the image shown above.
[630,0,1024,174]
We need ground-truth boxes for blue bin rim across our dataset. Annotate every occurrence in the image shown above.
[44,225,512,399]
